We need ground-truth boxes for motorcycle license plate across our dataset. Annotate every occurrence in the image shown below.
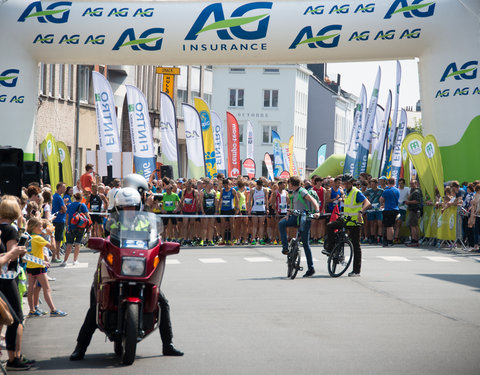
[122,240,148,249]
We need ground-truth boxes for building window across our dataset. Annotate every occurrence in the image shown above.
[238,123,244,144]
[48,64,55,97]
[67,65,74,100]
[263,89,278,108]
[230,68,245,73]
[229,89,244,107]
[262,125,278,144]
[58,64,64,99]
[78,65,90,103]
[203,93,212,107]
[176,89,188,117]
[39,63,47,95]
[264,68,279,74]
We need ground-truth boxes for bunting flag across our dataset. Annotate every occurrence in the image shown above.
[126,85,156,181]
[211,111,227,176]
[43,133,61,188]
[56,141,74,186]
[424,134,445,198]
[243,158,256,179]
[160,92,179,179]
[272,130,283,177]
[264,153,274,181]
[343,85,366,175]
[194,97,217,178]
[288,136,298,176]
[183,104,205,179]
[391,109,407,185]
[226,112,241,177]
[353,67,381,178]
[403,133,436,201]
[371,90,392,178]
[246,120,254,160]
[382,61,402,177]
[92,71,121,165]
[317,144,327,168]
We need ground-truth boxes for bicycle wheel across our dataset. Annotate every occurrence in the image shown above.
[327,240,353,277]
[290,241,301,280]
[287,238,296,278]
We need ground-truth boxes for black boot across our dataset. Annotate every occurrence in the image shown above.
[163,343,184,356]
[70,345,86,361]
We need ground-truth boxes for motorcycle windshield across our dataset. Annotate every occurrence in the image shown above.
[107,211,163,250]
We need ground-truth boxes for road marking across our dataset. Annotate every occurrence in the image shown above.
[473,257,480,261]
[244,257,272,263]
[377,256,410,262]
[64,262,88,268]
[166,259,181,265]
[199,258,226,264]
[423,256,458,262]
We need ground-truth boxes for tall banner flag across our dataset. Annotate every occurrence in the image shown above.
[371,90,392,178]
[353,67,381,178]
[211,111,227,176]
[288,136,298,176]
[243,158,256,179]
[343,85,366,175]
[194,97,217,178]
[424,134,445,198]
[383,61,402,177]
[246,120,254,160]
[92,72,121,165]
[44,133,61,188]
[126,85,156,181]
[402,145,410,186]
[272,130,283,177]
[317,144,327,167]
[391,109,407,185]
[56,141,73,186]
[160,92,179,179]
[264,153,274,181]
[403,133,436,201]
[226,112,241,177]
[281,143,290,174]
[183,104,205,179]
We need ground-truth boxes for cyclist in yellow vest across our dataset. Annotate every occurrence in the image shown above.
[324,174,370,277]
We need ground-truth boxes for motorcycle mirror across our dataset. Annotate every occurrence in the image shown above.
[159,241,180,257]
[88,237,106,252]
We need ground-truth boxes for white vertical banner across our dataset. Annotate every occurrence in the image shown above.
[246,120,254,160]
[126,85,156,181]
[92,72,121,165]
[160,92,179,179]
[211,110,227,176]
[371,91,392,178]
[391,109,408,185]
[182,104,205,179]
[281,143,290,172]
[343,84,366,176]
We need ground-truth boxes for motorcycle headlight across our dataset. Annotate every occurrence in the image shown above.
[121,257,146,277]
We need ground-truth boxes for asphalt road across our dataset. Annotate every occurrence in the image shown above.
[21,244,480,375]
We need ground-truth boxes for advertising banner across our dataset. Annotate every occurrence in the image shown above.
[194,97,217,178]
[211,111,227,176]
[344,85,366,176]
[243,158,256,179]
[288,136,298,176]
[391,109,408,186]
[183,104,205,179]
[226,112,240,177]
[424,134,445,198]
[92,72,121,165]
[280,171,290,179]
[126,85,156,181]
[423,205,436,239]
[246,120,254,161]
[160,92,179,179]
[436,206,456,241]
[56,141,73,186]
[43,133,60,188]
[317,144,327,168]
[354,67,381,178]
[281,143,290,177]
[272,130,283,178]
[371,90,392,178]
[264,153,274,181]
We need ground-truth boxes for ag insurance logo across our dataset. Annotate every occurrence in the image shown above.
[440,61,478,82]
[183,2,272,53]
[0,69,19,88]
[384,0,435,19]
[113,28,164,51]
[18,1,72,23]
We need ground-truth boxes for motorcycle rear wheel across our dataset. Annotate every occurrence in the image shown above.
[122,303,139,365]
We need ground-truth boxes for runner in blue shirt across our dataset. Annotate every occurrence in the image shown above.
[51,182,66,263]
[380,177,400,247]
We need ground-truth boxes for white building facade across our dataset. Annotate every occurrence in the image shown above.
[212,65,311,179]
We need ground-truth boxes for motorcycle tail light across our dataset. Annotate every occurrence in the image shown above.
[153,256,160,269]
[121,256,146,277]
[106,253,114,266]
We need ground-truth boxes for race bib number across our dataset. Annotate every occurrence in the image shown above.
[255,199,265,206]
[184,198,193,205]
[206,198,214,208]
[91,204,100,211]
[165,201,174,207]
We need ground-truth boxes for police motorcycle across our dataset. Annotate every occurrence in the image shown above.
[88,187,179,365]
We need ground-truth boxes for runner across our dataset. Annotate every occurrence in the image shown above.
[199,178,217,246]
[217,179,238,245]
[180,180,199,246]
[248,179,268,245]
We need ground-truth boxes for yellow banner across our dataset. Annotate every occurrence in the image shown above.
[424,134,445,198]
[436,206,456,241]
[56,141,73,186]
[162,74,175,98]
[401,145,410,185]
[194,97,217,178]
[44,133,61,188]
[423,205,436,238]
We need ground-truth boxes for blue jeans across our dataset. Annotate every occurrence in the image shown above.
[279,215,314,270]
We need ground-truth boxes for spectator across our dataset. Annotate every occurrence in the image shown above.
[380,178,400,247]
[405,180,423,247]
[107,179,121,212]
[41,190,53,220]
[365,179,384,244]
[51,182,67,263]
[395,178,410,243]
[80,164,95,193]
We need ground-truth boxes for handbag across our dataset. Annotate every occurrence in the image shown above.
[0,296,14,326]
[70,203,92,229]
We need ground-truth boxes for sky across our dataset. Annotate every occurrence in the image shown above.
[326,59,421,110]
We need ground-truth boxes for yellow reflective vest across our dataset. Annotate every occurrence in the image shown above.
[343,187,363,226]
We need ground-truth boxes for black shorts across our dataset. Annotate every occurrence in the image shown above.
[382,210,399,227]
[26,267,47,276]
[252,211,266,216]
[162,215,177,226]
[52,221,65,242]
[183,212,200,222]
[66,228,85,245]
[220,209,235,222]
[239,211,248,216]
[91,213,103,224]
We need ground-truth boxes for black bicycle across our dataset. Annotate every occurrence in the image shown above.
[326,215,357,277]
[286,210,313,279]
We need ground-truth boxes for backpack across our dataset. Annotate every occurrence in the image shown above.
[70,203,91,229]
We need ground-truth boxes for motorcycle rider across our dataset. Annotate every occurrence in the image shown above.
[70,185,183,361]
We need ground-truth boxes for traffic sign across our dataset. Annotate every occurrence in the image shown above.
[156,67,180,75]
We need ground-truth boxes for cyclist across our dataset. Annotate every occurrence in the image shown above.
[324,174,370,277]
[278,176,320,278]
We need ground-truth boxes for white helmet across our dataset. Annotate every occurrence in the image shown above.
[123,173,149,195]
[114,187,142,211]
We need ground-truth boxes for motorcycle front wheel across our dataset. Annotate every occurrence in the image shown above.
[122,303,139,365]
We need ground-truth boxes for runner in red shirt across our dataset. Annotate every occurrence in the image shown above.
[311,176,327,244]
[80,164,95,193]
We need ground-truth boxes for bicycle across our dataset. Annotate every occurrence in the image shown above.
[325,215,359,277]
[286,210,312,279]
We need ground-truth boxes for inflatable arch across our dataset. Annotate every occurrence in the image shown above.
[0,0,479,181]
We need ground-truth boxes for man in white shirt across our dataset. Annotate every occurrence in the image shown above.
[106,179,121,212]
[395,178,410,242]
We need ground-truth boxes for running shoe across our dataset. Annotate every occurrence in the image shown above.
[259,239,266,245]
[52,258,62,263]
[251,239,257,245]
[28,310,42,318]
[50,310,68,317]
[35,307,48,316]
[199,240,204,246]
[273,240,278,245]
[20,355,36,365]
[6,357,31,371]
[208,241,215,246]
[73,260,79,266]
[348,272,360,277]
